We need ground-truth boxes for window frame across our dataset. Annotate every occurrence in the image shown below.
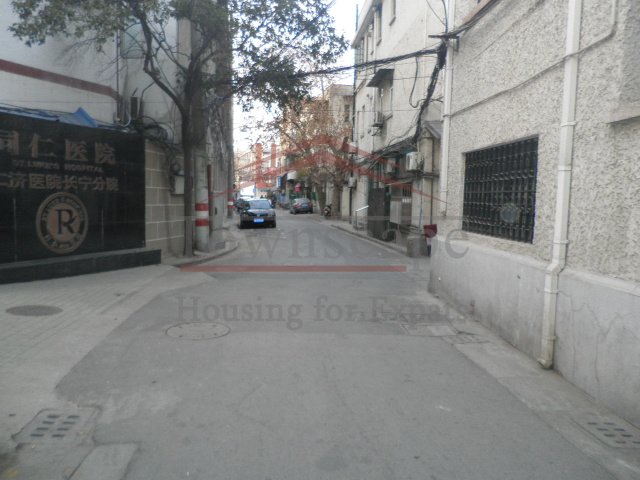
[462,137,538,243]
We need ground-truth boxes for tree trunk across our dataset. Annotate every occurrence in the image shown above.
[182,118,194,257]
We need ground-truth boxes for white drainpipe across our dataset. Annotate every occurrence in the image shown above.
[539,0,583,368]
[439,0,455,217]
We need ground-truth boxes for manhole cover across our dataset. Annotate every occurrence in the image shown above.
[14,408,97,445]
[166,322,230,340]
[574,414,640,448]
[6,305,63,316]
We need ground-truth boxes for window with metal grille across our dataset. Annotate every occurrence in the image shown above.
[462,137,538,243]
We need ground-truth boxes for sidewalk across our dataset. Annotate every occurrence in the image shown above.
[0,221,242,478]
[437,314,640,480]
[327,218,409,256]
[0,265,214,459]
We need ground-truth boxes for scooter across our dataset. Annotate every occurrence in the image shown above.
[323,204,332,218]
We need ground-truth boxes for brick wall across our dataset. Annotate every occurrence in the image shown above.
[144,141,185,257]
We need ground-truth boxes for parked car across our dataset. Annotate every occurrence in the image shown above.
[235,196,254,213]
[290,198,314,214]
[239,199,277,228]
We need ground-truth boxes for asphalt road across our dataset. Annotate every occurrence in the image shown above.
[55,212,616,480]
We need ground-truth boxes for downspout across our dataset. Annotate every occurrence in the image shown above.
[115,32,120,123]
[539,0,583,368]
[438,0,455,217]
[350,4,359,221]
[430,136,435,224]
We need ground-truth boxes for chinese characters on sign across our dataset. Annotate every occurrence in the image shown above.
[0,173,119,192]
[0,129,120,192]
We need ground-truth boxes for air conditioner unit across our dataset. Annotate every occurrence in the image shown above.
[406,152,424,171]
[372,111,384,127]
[348,177,357,188]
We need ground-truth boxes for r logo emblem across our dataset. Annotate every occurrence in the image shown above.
[36,193,88,254]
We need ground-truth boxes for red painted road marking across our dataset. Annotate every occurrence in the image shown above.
[180,265,407,273]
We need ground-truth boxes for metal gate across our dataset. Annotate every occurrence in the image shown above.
[367,187,390,240]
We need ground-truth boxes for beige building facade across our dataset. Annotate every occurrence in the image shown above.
[432,0,640,426]
[351,0,444,240]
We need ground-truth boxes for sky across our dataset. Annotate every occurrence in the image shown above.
[233,0,359,153]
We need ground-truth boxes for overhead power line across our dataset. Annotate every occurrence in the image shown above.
[285,46,441,80]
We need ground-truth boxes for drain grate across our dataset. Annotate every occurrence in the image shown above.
[401,324,457,337]
[6,305,63,317]
[574,414,640,448]
[400,313,452,325]
[442,333,489,344]
[401,324,490,344]
[166,322,230,340]
[14,408,97,445]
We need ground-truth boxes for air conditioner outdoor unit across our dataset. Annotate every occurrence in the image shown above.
[372,111,384,127]
[406,152,424,171]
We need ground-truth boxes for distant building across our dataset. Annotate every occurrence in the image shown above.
[234,148,257,196]
[322,84,353,218]
[351,0,444,241]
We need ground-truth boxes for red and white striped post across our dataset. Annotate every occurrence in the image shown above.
[195,188,209,252]
[228,195,235,217]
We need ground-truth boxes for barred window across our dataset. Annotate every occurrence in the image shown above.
[355,42,364,70]
[462,137,538,243]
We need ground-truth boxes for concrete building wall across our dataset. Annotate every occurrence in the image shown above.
[555,268,640,427]
[432,0,640,426]
[0,3,118,123]
[353,176,369,229]
[431,237,546,358]
[119,18,182,142]
[565,0,640,282]
[353,0,443,153]
[145,141,185,256]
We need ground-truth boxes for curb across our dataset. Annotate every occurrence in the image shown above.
[162,239,240,267]
[329,224,407,255]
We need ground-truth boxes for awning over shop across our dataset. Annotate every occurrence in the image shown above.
[0,105,101,128]
[367,68,394,88]
[424,121,443,139]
